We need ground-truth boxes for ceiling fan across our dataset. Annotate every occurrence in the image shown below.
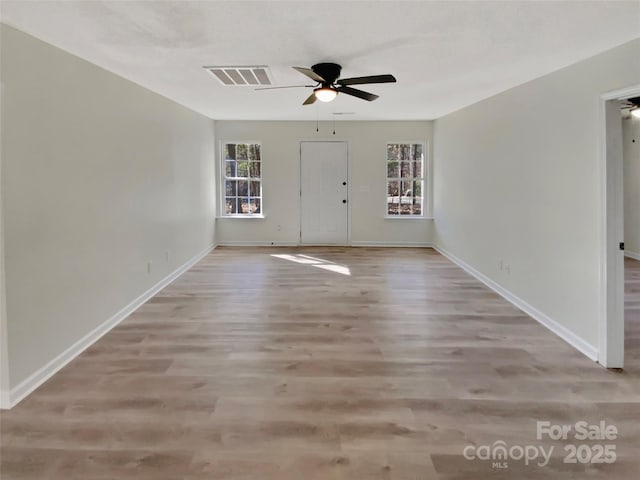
[622,96,640,118]
[256,63,396,105]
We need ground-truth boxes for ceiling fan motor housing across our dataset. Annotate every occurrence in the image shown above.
[312,63,342,85]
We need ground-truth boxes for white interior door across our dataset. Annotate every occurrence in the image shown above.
[300,141,349,245]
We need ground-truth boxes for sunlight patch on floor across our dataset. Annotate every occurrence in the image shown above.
[270,253,351,276]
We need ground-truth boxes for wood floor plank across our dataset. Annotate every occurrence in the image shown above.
[1,248,638,479]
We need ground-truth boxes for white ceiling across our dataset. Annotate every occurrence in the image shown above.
[2,1,639,121]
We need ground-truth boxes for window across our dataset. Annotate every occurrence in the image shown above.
[223,142,262,216]
[386,143,424,216]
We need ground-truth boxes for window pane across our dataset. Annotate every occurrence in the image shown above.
[225,180,237,196]
[413,143,423,160]
[238,197,248,214]
[237,180,248,196]
[387,161,399,178]
[225,160,236,177]
[400,180,415,197]
[249,162,261,178]
[225,144,236,160]
[225,197,238,214]
[392,144,401,160]
[399,144,411,160]
[400,161,412,178]
[236,144,248,160]
[412,197,423,216]
[412,159,422,178]
[387,181,399,215]
[250,180,261,197]
[387,180,399,196]
[387,144,397,162]
[414,180,423,197]
[237,197,259,214]
[237,161,248,177]
[248,144,261,161]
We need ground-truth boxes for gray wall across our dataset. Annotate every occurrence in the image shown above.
[0,25,216,391]
[215,121,434,246]
[623,115,640,258]
[434,38,640,351]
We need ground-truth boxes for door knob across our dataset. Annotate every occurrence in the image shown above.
[342,199,347,204]
[342,181,347,186]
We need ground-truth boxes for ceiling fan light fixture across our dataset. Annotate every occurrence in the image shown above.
[315,87,338,102]
[631,107,640,119]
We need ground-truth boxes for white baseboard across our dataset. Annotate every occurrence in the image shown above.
[0,242,215,410]
[434,245,598,362]
[625,251,640,261]
[350,241,434,248]
[217,241,434,248]
[217,241,298,247]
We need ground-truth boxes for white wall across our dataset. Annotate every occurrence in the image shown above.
[623,115,640,259]
[215,121,433,246]
[0,25,216,397]
[434,39,640,353]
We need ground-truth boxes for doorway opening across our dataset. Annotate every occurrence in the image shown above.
[600,85,640,368]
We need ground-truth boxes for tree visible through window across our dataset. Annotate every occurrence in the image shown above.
[386,143,424,216]
[224,143,261,215]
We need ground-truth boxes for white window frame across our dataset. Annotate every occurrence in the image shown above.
[220,141,263,217]
[385,141,427,218]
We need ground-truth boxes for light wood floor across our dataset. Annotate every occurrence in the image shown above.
[1,248,639,479]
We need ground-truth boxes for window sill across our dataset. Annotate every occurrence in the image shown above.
[384,216,434,220]
[217,215,266,219]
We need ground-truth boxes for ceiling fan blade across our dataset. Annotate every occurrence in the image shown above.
[302,92,317,105]
[337,74,396,86]
[293,67,325,83]
[254,85,314,90]
[337,86,379,102]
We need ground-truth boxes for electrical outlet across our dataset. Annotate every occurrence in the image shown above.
[505,263,511,275]
[165,250,170,263]
[498,259,504,271]
[147,261,152,274]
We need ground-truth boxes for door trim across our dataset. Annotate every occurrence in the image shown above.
[299,140,351,246]
[598,84,640,368]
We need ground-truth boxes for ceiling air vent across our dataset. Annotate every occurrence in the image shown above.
[204,66,272,86]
